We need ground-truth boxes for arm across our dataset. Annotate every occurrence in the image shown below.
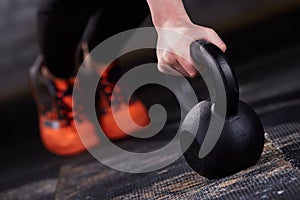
[146,0,226,77]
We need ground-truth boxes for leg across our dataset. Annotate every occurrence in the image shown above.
[36,0,103,78]
[81,0,151,140]
[32,0,151,155]
[81,0,151,82]
[31,0,104,155]
[82,0,150,52]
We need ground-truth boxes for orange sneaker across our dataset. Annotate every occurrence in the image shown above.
[81,42,150,140]
[29,54,150,156]
[29,56,99,156]
[95,63,150,140]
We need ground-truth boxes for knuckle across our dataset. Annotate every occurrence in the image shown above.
[162,52,176,64]
[157,63,168,73]
[157,64,165,72]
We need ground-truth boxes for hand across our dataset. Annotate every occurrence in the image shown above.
[146,0,226,77]
[156,18,226,77]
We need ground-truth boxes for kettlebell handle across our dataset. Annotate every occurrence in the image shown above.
[190,40,239,116]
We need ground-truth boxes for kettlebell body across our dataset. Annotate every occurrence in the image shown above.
[181,100,264,179]
[180,40,265,179]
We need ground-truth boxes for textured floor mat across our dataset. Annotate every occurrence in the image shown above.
[266,121,300,169]
[52,121,300,200]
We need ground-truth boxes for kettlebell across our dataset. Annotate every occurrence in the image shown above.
[180,40,265,179]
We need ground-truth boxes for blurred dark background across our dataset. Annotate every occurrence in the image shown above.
[1,0,300,198]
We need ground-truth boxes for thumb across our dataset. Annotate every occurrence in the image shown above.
[203,28,227,52]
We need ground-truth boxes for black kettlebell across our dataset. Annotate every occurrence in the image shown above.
[180,40,265,179]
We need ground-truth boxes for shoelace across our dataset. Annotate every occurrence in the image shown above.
[96,66,127,115]
[51,79,74,126]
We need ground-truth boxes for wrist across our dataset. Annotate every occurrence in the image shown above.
[147,0,191,28]
[156,15,192,29]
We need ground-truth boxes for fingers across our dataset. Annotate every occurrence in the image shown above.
[203,28,227,52]
[155,26,227,77]
[157,64,184,76]
[177,56,198,77]
[157,50,195,77]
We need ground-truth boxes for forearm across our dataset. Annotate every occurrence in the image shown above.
[146,0,191,27]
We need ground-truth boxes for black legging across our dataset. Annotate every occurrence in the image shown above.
[37,0,150,78]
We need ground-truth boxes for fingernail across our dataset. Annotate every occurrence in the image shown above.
[188,70,198,78]
[220,43,227,52]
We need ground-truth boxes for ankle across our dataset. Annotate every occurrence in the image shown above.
[41,65,74,81]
